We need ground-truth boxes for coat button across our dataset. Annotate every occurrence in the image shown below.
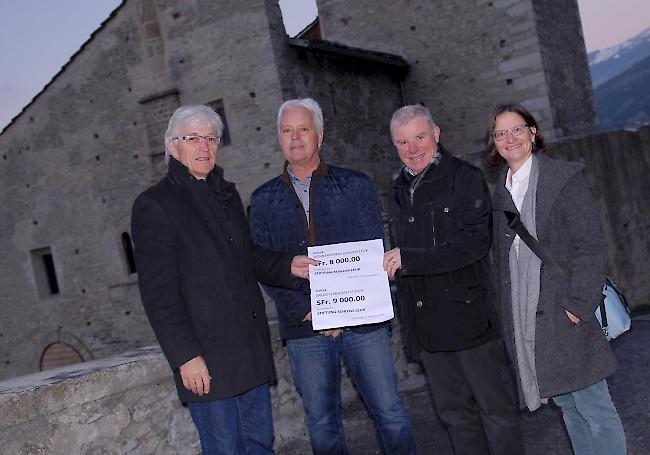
[416,300,423,308]
[443,207,449,213]
[408,216,415,223]
[252,311,257,318]
[540,264,544,272]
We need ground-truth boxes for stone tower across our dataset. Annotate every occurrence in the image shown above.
[315,0,597,152]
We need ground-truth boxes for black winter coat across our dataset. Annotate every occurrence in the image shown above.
[131,158,301,403]
[389,149,498,355]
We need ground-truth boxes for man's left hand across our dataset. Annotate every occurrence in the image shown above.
[383,248,402,279]
[291,255,319,279]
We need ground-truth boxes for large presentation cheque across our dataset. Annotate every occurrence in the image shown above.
[307,238,394,330]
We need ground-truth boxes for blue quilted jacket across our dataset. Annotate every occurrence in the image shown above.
[249,161,386,340]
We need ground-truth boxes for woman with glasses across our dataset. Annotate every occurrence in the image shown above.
[486,103,626,455]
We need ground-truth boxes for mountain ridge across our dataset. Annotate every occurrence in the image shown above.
[595,54,650,131]
[588,27,650,88]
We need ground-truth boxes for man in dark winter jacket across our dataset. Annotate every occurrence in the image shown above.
[250,98,415,455]
[383,105,524,455]
[131,105,315,454]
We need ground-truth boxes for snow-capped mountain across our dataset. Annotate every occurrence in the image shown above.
[588,27,650,88]
[595,54,650,131]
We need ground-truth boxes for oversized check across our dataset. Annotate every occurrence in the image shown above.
[307,238,394,330]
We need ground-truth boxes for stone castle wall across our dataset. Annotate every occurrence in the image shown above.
[315,0,596,152]
[0,0,407,380]
[0,0,293,380]
[0,0,620,383]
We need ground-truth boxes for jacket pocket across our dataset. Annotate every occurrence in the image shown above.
[445,286,491,342]
[428,203,454,245]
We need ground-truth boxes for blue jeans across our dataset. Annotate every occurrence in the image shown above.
[286,326,416,455]
[187,383,274,455]
[552,379,626,455]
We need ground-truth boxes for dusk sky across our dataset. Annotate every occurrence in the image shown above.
[1,0,649,130]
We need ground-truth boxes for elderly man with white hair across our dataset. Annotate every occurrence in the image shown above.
[131,105,315,454]
[383,104,525,455]
[250,98,416,455]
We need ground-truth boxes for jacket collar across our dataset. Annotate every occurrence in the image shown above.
[493,152,584,234]
[167,156,233,202]
[492,164,516,213]
[167,155,223,182]
[280,160,328,184]
[393,144,451,190]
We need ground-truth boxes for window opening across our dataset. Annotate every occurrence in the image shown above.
[207,99,231,146]
[31,247,60,298]
[121,232,137,274]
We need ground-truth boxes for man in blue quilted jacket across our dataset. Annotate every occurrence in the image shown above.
[250,98,415,455]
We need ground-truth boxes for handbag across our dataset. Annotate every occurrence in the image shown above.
[504,212,631,340]
[597,277,632,340]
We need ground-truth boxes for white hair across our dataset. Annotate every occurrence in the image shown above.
[164,105,223,163]
[277,98,324,135]
[390,105,436,136]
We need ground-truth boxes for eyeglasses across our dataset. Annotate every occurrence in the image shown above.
[393,133,430,148]
[280,126,313,137]
[493,125,530,141]
[172,135,220,146]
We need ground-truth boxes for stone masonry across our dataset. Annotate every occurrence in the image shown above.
[315,0,597,151]
[0,0,609,384]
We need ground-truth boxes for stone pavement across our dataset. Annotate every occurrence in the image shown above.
[280,315,650,454]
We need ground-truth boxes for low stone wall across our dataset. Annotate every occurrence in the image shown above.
[0,346,197,454]
[0,321,422,454]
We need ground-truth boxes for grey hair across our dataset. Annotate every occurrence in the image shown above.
[164,105,224,163]
[390,105,436,136]
[277,98,324,135]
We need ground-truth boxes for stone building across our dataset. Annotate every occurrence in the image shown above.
[0,0,599,380]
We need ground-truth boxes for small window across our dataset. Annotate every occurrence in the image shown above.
[40,342,84,371]
[31,247,60,298]
[207,99,231,146]
[121,232,137,274]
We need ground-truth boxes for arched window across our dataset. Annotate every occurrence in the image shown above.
[121,232,137,274]
[40,342,84,371]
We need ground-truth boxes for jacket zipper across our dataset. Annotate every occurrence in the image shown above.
[431,210,437,246]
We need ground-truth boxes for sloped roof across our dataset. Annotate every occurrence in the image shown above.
[0,1,126,136]
[286,37,409,76]
[295,17,320,39]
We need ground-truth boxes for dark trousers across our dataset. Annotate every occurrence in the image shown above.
[420,339,525,455]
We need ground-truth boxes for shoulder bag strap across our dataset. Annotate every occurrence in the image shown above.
[503,211,570,277]
[503,211,609,328]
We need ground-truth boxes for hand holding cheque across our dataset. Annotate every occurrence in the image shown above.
[307,239,394,330]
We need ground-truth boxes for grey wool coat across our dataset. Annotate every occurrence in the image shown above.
[491,152,617,404]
